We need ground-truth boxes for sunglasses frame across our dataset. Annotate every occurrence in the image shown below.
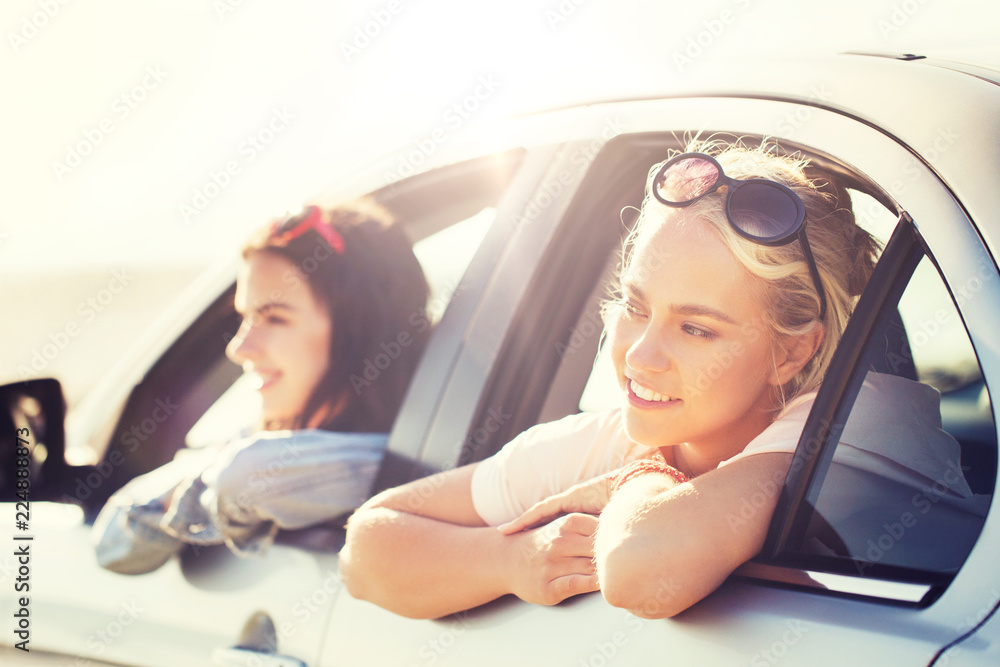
[651,152,827,321]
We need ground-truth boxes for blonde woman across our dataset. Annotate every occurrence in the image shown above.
[341,142,970,619]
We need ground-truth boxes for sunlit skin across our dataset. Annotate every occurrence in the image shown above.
[226,251,333,428]
[607,212,787,477]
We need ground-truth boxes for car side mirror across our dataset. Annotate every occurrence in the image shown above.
[1,378,70,501]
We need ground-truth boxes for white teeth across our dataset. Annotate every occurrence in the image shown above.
[630,380,675,403]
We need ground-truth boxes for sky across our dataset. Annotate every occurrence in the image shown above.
[3,0,999,276]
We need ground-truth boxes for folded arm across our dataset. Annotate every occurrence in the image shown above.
[595,452,791,618]
[341,464,600,619]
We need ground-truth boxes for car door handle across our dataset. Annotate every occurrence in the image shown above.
[211,646,307,667]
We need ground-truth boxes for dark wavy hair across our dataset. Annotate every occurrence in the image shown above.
[241,199,431,433]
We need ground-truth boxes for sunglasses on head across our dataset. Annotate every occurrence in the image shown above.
[651,152,827,321]
[270,205,345,255]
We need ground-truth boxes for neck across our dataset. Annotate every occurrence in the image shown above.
[665,404,777,478]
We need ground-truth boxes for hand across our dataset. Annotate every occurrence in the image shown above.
[504,513,601,606]
[498,474,611,535]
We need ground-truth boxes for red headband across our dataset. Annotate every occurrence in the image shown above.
[270,206,345,254]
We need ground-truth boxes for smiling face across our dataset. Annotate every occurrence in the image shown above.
[608,212,783,468]
[226,250,333,428]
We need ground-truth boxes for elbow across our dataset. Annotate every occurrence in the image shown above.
[340,508,384,605]
[597,539,701,619]
[340,508,442,620]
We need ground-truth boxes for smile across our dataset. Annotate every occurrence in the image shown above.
[628,379,679,404]
[252,370,281,391]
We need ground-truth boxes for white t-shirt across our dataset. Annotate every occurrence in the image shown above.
[471,372,977,526]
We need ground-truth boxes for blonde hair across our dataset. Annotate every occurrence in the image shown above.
[614,140,881,408]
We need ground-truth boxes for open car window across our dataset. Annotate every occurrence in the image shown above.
[68,151,523,514]
[184,206,497,449]
[756,217,997,604]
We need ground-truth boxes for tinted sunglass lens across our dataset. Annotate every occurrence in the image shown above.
[656,157,720,204]
[728,183,799,240]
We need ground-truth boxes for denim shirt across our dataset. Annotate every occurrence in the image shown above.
[92,429,388,574]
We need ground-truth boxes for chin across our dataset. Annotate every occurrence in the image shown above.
[622,412,680,449]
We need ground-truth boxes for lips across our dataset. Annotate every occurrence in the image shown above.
[251,368,281,391]
[628,379,680,406]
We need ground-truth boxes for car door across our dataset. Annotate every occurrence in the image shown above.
[320,58,1000,665]
[0,148,531,666]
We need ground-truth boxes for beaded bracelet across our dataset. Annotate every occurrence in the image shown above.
[608,459,690,496]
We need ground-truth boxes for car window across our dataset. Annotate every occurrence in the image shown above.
[65,151,523,513]
[768,228,996,598]
[184,207,496,449]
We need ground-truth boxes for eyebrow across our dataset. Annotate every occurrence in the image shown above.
[671,303,736,324]
[624,283,736,324]
[236,301,296,316]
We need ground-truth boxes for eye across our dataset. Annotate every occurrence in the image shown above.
[623,299,646,318]
[682,323,717,340]
[266,314,288,325]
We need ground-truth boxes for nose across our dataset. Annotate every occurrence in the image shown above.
[225,317,259,366]
[624,322,672,374]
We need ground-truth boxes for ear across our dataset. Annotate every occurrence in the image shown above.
[769,323,825,386]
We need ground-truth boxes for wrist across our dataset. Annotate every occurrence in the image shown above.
[607,459,689,496]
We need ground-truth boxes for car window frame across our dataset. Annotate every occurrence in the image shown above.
[64,150,527,519]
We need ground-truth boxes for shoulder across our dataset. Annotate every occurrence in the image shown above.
[719,393,817,466]
[494,409,628,460]
[213,429,389,477]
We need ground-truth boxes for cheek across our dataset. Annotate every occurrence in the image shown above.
[304,324,332,374]
[689,341,772,399]
[606,313,631,371]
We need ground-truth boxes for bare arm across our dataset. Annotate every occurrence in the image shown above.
[341,464,599,619]
[595,453,791,618]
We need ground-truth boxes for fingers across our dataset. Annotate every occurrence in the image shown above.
[506,514,601,606]
[550,573,601,601]
[499,484,607,535]
[498,499,560,535]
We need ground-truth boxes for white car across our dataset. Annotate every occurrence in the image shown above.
[3,48,999,665]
